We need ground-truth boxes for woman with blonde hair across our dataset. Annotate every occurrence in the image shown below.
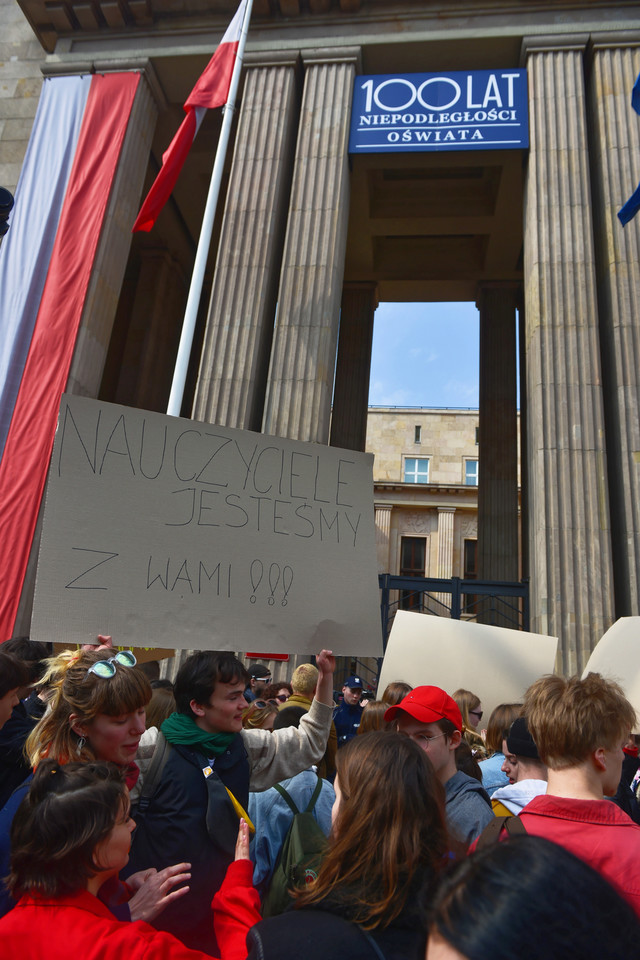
[26,649,151,774]
[0,648,188,923]
[452,689,487,760]
[242,699,279,731]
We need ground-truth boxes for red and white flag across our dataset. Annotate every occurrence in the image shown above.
[132,0,248,233]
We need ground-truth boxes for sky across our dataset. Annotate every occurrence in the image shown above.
[368,301,480,408]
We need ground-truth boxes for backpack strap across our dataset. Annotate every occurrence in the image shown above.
[273,782,301,816]
[475,813,527,850]
[273,775,323,817]
[136,730,171,815]
[358,929,388,960]
[503,814,527,837]
[304,775,323,814]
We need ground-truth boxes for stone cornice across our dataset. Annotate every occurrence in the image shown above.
[20,0,640,58]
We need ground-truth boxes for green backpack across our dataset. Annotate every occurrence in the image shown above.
[261,775,328,918]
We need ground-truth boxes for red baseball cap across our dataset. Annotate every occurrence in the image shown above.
[384,685,462,731]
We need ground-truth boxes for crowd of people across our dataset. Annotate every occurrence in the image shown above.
[1,637,640,958]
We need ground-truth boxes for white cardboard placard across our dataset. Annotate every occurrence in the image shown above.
[378,610,558,721]
[31,396,382,655]
[582,617,640,731]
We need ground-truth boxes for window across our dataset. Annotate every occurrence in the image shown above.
[475,426,479,445]
[414,425,422,443]
[464,539,477,579]
[404,457,429,484]
[463,539,478,614]
[465,459,478,485]
[400,536,426,611]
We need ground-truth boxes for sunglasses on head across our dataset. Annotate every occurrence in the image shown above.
[253,699,277,709]
[86,650,137,679]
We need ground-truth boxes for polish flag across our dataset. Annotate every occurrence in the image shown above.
[132,0,248,233]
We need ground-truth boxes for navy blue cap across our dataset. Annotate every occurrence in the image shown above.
[506,716,540,760]
[344,675,363,689]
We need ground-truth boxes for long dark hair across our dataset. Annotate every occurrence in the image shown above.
[430,835,640,959]
[295,730,449,929]
[8,760,127,899]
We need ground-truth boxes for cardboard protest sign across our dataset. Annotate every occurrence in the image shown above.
[582,617,640,731]
[32,396,382,655]
[378,610,558,720]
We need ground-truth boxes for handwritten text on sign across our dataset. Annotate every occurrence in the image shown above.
[31,397,382,655]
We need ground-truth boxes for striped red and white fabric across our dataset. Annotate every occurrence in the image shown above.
[132,0,247,233]
[0,71,140,641]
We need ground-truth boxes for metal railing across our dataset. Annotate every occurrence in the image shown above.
[379,574,529,646]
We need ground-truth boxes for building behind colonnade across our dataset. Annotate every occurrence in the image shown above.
[2,0,640,674]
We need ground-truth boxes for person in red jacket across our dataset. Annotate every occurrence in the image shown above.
[515,672,640,916]
[0,647,188,924]
[0,758,260,959]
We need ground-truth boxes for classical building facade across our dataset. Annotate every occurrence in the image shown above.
[367,405,522,644]
[368,406,482,581]
[2,1,640,674]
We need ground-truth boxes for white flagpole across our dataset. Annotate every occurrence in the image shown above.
[166,0,254,418]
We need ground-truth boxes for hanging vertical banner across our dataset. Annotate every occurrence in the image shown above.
[349,69,528,153]
[31,395,382,656]
[0,75,91,462]
[0,72,141,641]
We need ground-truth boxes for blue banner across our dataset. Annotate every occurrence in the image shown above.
[349,70,529,154]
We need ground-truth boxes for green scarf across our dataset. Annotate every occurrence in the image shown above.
[161,712,235,756]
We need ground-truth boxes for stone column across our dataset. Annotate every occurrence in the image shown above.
[192,52,300,432]
[330,282,378,451]
[375,503,392,574]
[262,47,361,443]
[66,61,160,398]
[588,35,640,617]
[521,36,614,673]
[477,282,519,583]
[436,508,455,578]
[435,507,455,613]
